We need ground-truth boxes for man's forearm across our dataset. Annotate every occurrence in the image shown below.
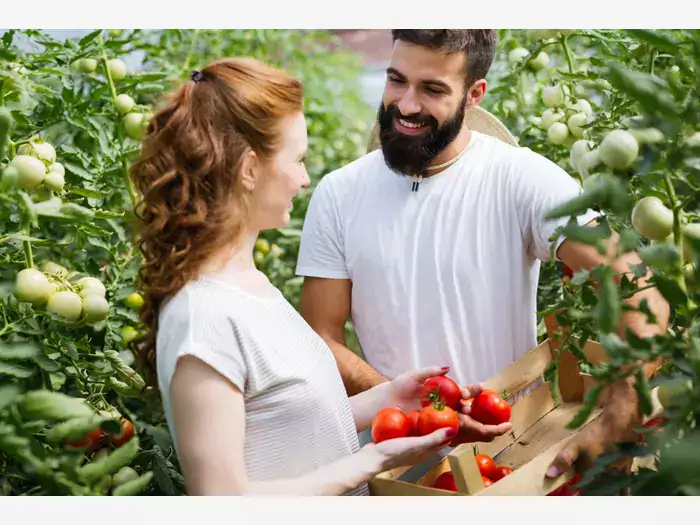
[324,338,389,396]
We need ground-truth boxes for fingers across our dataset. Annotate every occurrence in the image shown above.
[547,440,579,478]
[411,365,451,383]
[422,426,457,448]
[458,414,512,442]
[460,382,484,400]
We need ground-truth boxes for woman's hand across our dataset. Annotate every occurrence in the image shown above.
[362,426,457,472]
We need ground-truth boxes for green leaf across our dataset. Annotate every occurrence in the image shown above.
[653,274,687,305]
[597,266,621,334]
[566,401,597,430]
[0,342,41,361]
[618,228,641,254]
[561,221,612,246]
[634,369,654,416]
[71,187,106,199]
[0,361,36,379]
[626,30,680,55]
[78,29,102,48]
[599,333,630,356]
[0,383,22,413]
[63,162,93,180]
[18,390,94,421]
[607,63,680,118]
[639,243,682,272]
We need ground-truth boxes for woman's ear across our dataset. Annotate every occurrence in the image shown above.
[239,149,258,192]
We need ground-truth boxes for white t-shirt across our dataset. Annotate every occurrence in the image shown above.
[156,275,369,496]
[296,130,600,387]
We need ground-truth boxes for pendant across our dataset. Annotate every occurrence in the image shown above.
[411,174,423,192]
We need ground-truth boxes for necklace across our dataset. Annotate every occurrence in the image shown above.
[411,141,471,193]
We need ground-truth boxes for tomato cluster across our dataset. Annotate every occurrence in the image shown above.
[432,453,514,492]
[64,418,136,454]
[370,375,512,444]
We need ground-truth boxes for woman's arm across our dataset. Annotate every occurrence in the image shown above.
[171,355,454,496]
[348,382,392,433]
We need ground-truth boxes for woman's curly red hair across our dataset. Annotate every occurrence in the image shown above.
[129,57,303,386]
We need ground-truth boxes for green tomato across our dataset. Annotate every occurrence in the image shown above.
[112,466,139,487]
[76,277,107,298]
[48,162,65,176]
[76,58,98,73]
[108,59,128,82]
[82,295,110,323]
[582,173,604,192]
[115,94,135,115]
[567,112,589,138]
[124,292,144,310]
[629,127,665,145]
[17,139,56,164]
[124,113,146,140]
[529,52,549,71]
[542,84,565,108]
[1,165,18,191]
[547,122,569,145]
[567,99,593,117]
[47,290,83,321]
[541,109,564,130]
[254,250,265,266]
[10,155,46,189]
[44,170,65,192]
[599,129,639,170]
[43,261,69,278]
[570,140,595,173]
[577,149,601,179]
[508,47,530,64]
[121,326,140,346]
[631,196,674,241]
[15,268,54,305]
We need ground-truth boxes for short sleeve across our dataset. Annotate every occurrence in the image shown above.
[515,149,602,262]
[295,174,350,279]
[157,287,247,393]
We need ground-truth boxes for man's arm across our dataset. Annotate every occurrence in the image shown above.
[546,218,670,477]
[300,276,389,396]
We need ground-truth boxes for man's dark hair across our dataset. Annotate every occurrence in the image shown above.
[391,30,498,86]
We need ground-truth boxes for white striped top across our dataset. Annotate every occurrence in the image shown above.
[156,275,369,496]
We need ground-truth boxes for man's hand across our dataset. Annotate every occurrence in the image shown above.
[450,383,512,446]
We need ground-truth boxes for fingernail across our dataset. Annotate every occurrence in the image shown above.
[546,466,559,478]
[441,366,450,371]
[446,429,456,438]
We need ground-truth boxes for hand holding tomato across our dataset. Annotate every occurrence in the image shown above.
[364,425,457,472]
[385,365,454,413]
[448,384,512,446]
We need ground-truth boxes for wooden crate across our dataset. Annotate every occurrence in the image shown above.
[368,314,615,496]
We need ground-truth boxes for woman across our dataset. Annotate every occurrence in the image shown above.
[129,57,460,496]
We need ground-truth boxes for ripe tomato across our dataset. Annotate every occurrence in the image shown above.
[637,416,665,444]
[371,408,409,443]
[599,129,639,170]
[493,465,513,480]
[406,410,420,436]
[109,418,136,448]
[470,390,511,425]
[482,476,493,488]
[416,404,459,437]
[433,471,457,492]
[563,264,574,279]
[421,376,462,411]
[475,454,498,480]
[65,427,103,453]
[631,196,674,242]
[547,473,581,496]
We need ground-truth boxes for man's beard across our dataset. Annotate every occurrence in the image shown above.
[377,94,468,177]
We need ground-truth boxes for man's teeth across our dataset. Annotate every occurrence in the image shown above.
[399,119,424,129]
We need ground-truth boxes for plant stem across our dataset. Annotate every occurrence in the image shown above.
[561,36,575,74]
[663,171,688,291]
[21,217,33,269]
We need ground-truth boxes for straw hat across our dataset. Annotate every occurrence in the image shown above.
[366,105,518,153]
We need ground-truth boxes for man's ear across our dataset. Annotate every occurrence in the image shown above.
[239,149,258,191]
[467,79,488,108]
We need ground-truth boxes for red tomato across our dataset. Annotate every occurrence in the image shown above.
[493,465,513,480]
[547,473,581,496]
[416,404,459,436]
[563,264,574,278]
[433,471,458,492]
[421,376,462,411]
[475,454,498,480]
[371,408,410,443]
[470,390,511,425]
[637,416,665,443]
[406,410,421,436]
[108,418,135,448]
[482,476,493,487]
[65,427,103,453]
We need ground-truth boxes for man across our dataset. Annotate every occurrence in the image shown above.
[296,30,669,481]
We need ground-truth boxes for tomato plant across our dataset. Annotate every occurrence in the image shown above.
[0,28,372,496]
[420,375,462,411]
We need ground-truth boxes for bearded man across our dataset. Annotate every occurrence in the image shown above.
[296,30,669,482]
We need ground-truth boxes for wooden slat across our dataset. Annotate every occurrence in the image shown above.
[368,476,458,496]
[491,401,602,471]
[447,445,491,495]
[476,381,557,459]
[482,339,553,399]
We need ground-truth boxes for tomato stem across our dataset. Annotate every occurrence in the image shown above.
[21,216,34,269]
[663,171,687,293]
[561,36,575,75]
